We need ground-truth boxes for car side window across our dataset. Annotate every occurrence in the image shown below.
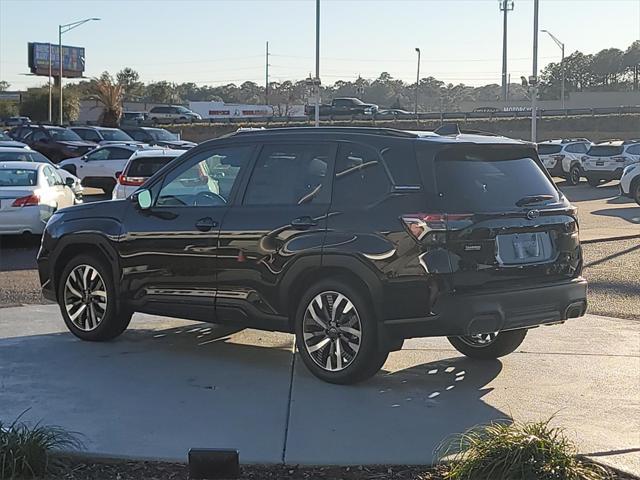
[157,145,252,207]
[43,166,61,186]
[243,144,333,206]
[32,130,47,142]
[332,143,390,208]
[86,148,110,161]
[107,147,134,160]
[130,131,148,142]
[626,144,640,155]
[81,130,101,142]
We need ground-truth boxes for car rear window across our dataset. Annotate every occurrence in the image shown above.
[537,144,562,155]
[101,129,133,142]
[0,169,38,186]
[587,145,624,157]
[434,147,558,212]
[126,156,176,177]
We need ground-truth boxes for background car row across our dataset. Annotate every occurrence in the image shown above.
[537,138,640,204]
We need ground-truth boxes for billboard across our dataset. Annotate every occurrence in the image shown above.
[28,42,85,78]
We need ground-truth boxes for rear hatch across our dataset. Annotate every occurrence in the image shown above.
[427,145,581,292]
[537,144,563,169]
[582,145,625,171]
[119,155,175,186]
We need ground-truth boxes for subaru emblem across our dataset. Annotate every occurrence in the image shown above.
[527,209,540,220]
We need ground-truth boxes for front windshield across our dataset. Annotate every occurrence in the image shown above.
[47,128,83,142]
[100,129,133,142]
[150,129,178,141]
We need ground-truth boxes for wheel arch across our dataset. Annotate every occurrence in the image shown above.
[51,234,120,303]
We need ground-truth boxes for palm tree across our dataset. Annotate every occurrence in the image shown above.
[91,73,124,127]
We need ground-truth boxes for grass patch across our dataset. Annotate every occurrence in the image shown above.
[1,414,82,479]
[437,418,611,480]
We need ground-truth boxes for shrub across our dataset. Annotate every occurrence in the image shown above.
[0,415,82,479]
[437,419,611,480]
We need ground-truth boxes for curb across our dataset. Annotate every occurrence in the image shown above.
[581,234,640,244]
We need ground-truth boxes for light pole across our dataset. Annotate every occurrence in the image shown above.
[415,48,421,119]
[48,43,52,122]
[531,0,539,142]
[499,0,514,102]
[314,0,320,127]
[541,29,565,109]
[58,17,100,125]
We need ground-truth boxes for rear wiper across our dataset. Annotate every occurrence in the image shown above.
[515,194,555,207]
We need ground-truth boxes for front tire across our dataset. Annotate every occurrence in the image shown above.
[448,329,527,359]
[294,280,388,384]
[58,254,131,341]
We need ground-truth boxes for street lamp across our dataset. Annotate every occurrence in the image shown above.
[415,48,421,119]
[541,29,565,109]
[58,17,100,124]
[531,0,539,142]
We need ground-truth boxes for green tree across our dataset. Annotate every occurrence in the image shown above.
[0,80,10,92]
[91,73,124,127]
[0,101,19,118]
[19,87,79,123]
[145,81,177,103]
[623,40,640,90]
[591,48,624,86]
[116,67,144,101]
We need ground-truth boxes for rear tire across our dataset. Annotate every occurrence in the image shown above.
[632,180,640,206]
[58,254,132,341]
[448,329,528,359]
[294,279,389,384]
[566,164,581,186]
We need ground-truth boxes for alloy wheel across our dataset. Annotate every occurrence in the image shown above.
[302,291,362,372]
[570,166,580,185]
[63,264,108,331]
[458,332,499,347]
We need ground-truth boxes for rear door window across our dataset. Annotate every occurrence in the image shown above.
[243,144,333,206]
[332,143,390,208]
[434,147,558,212]
[380,143,420,186]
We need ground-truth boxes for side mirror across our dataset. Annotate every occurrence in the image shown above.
[135,189,152,209]
[64,177,75,187]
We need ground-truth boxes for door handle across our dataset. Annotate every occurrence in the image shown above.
[195,217,217,232]
[291,216,318,229]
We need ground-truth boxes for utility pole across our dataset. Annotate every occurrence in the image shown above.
[314,0,320,127]
[48,43,52,123]
[531,0,539,142]
[415,48,421,120]
[265,41,270,105]
[500,0,514,103]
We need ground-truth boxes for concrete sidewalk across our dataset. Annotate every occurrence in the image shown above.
[0,305,638,475]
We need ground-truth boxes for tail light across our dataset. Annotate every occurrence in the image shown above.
[12,194,40,207]
[401,213,474,240]
[118,174,146,186]
[612,156,628,163]
[551,154,565,161]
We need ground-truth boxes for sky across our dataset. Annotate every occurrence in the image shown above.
[1,0,639,91]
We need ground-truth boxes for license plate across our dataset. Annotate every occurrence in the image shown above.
[496,232,553,265]
[596,161,605,166]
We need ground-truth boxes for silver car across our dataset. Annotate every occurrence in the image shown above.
[0,162,76,235]
[0,147,83,202]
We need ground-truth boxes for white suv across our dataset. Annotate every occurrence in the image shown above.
[537,139,592,186]
[112,149,184,199]
[620,160,640,205]
[148,105,201,124]
[581,140,640,187]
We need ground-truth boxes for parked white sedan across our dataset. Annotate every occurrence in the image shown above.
[0,162,76,235]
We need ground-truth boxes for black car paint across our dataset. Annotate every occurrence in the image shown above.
[24,127,97,163]
[38,129,587,349]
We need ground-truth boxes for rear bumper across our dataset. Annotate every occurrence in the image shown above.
[381,277,587,340]
[584,168,624,181]
[546,162,566,177]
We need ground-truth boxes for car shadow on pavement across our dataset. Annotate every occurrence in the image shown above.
[560,184,620,202]
[0,322,511,464]
[591,207,640,224]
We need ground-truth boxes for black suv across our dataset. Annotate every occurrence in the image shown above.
[37,127,587,384]
[120,126,196,149]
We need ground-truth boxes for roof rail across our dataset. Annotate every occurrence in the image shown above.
[433,122,502,138]
[230,126,418,138]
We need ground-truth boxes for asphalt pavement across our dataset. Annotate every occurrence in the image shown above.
[0,305,638,474]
